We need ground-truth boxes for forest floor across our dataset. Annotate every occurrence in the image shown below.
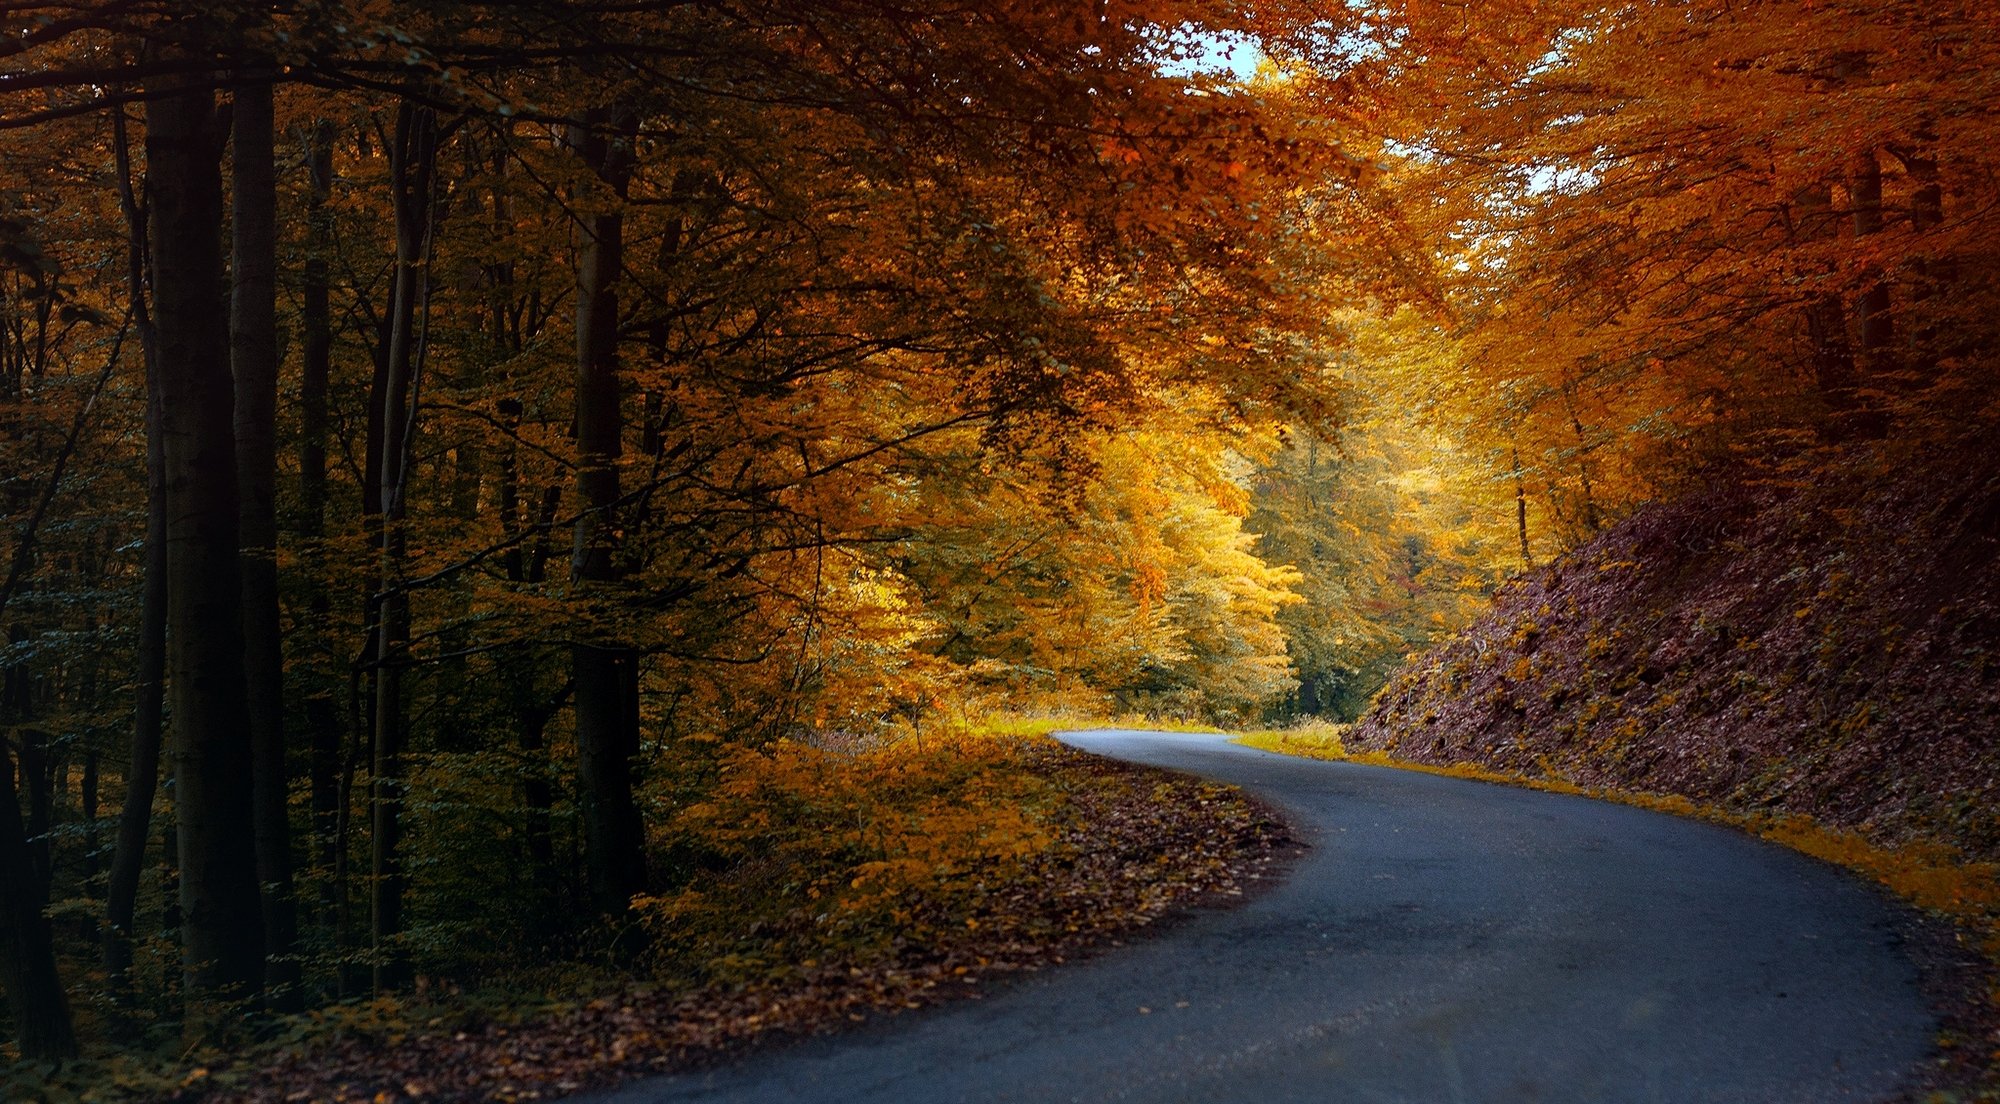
[119,739,1294,1104]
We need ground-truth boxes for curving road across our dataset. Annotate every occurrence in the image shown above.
[582,729,1936,1104]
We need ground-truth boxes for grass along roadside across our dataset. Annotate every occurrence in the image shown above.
[978,712,1228,740]
[1236,724,2000,938]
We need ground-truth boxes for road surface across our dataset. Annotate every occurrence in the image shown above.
[581,729,1935,1103]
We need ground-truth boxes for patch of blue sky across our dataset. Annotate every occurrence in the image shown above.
[1156,30,1265,80]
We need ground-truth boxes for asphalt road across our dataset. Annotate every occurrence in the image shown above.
[582,729,1936,1104]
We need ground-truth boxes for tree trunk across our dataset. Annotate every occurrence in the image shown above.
[300,118,344,939]
[1792,180,1864,438]
[1511,442,1532,570]
[148,70,266,1007]
[1558,377,1601,534]
[567,108,648,916]
[496,397,562,911]
[1892,140,1948,385]
[1848,148,1898,385]
[81,750,99,896]
[0,740,76,1059]
[371,99,437,992]
[231,74,299,1010]
[104,106,165,1005]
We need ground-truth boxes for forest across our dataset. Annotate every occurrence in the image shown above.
[1,0,1995,1100]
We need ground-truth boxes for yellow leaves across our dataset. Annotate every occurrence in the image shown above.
[1130,560,1169,613]
[641,734,1062,976]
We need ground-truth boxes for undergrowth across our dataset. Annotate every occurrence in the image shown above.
[5,723,1284,1104]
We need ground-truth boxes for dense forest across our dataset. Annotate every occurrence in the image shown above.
[1,0,1994,1097]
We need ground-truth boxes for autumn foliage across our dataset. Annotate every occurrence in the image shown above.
[1,0,1996,1094]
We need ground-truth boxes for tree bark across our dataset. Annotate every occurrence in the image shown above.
[567,107,648,916]
[1891,139,1948,383]
[1792,181,1862,437]
[371,99,437,992]
[300,117,344,941]
[103,105,164,1004]
[1511,442,1532,570]
[148,70,266,1006]
[1848,149,1898,385]
[0,740,76,1059]
[231,74,299,1010]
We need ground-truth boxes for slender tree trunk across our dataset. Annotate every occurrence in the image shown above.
[1558,378,1601,533]
[567,108,648,915]
[1511,442,1532,570]
[1806,293,1858,422]
[334,668,366,996]
[301,121,334,551]
[148,69,266,1008]
[0,740,76,1059]
[300,118,344,942]
[15,713,50,890]
[1792,180,1863,437]
[495,397,561,908]
[371,100,437,992]
[104,107,164,1004]
[231,74,299,1010]
[81,750,99,894]
[1848,148,1898,386]
[514,679,562,929]
[1893,139,1948,384]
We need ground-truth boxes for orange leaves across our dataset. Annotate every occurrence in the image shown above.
[1325,0,2000,503]
[1102,139,1146,166]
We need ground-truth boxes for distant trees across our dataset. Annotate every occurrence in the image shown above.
[1275,0,2000,518]
[892,420,1307,724]
[1245,312,1518,720]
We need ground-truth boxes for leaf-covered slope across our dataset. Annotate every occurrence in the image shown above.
[1349,439,2000,861]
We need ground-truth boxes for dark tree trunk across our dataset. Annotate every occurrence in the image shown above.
[1511,443,1532,569]
[80,750,99,894]
[371,100,437,992]
[104,106,164,1004]
[300,118,344,936]
[1892,139,1948,383]
[15,714,50,891]
[0,740,76,1059]
[231,75,299,1009]
[148,71,266,1006]
[567,108,648,915]
[1848,149,1898,384]
[496,397,561,909]
[1558,378,1601,534]
[1791,180,1870,438]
